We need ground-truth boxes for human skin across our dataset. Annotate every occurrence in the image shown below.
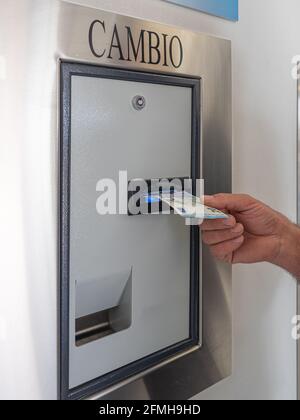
[201,194,300,280]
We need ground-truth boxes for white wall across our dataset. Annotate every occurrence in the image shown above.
[66,0,299,400]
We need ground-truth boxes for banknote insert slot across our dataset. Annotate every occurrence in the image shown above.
[128,177,192,216]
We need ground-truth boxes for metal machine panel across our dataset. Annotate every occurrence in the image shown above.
[0,0,232,400]
[64,64,200,389]
[57,2,232,400]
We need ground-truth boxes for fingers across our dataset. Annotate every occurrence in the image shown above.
[202,223,244,245]
[209,235,245,261]
[204,193,256,213]
[200,193,254,263]
[201,215,236,231]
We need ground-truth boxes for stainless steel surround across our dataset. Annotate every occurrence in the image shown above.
[1,0,232,400]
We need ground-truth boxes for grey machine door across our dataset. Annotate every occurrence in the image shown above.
[60,63,200,400]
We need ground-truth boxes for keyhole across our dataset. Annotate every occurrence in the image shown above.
[132,95,146,111]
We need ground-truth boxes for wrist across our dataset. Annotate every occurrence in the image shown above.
[272,221,300,279]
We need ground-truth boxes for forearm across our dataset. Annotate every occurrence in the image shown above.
[272,222,300,280]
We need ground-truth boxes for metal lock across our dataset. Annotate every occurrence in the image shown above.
[132,95,146,111]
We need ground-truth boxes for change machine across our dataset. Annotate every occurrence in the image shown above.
[57,1,232,400]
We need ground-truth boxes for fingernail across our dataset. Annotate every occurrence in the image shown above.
[224,216,235,226]
[232,224,243,234]
[203,195,212,203]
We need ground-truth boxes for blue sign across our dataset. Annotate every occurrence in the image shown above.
[165,0,239,21]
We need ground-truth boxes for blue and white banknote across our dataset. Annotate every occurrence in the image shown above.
[145,191,228,220]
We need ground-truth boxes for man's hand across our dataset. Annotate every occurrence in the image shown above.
[201,194,300,279]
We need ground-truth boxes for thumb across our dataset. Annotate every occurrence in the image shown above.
[204,194,256,213]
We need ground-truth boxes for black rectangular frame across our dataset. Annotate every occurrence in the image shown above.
[59,61,201,400]
[127,177,190,216]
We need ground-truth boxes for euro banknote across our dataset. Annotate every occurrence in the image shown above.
[145,191,228,220]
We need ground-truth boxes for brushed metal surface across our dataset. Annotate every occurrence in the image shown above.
[0,0,232,400]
